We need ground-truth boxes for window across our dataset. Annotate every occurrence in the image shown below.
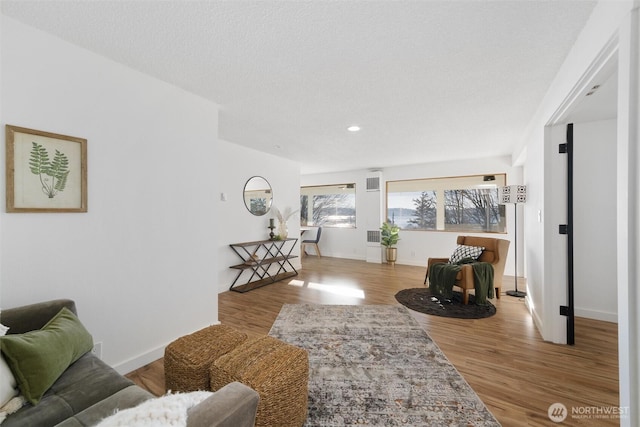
[386,174,506,233]
[300,184,356,228]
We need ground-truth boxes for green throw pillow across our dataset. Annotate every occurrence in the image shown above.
[0,307,93,404]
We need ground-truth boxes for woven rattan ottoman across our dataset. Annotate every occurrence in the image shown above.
[164,325,248,393]
[210,336,309,427]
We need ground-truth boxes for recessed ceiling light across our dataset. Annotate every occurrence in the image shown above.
[347,125,361,132]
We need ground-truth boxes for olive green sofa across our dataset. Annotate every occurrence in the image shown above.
[0,299,259,427]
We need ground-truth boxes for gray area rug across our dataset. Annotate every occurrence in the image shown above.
[269,304,501,426]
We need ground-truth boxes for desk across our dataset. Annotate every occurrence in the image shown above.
[300,226,311,235]
[229,238,298,293]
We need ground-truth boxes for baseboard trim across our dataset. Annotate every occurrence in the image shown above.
[114,345,166,376]
[113,321,222,375]
[314,252,364,261]
[395,259,427,267]
[575,307,618,323]
[527,297,545,338]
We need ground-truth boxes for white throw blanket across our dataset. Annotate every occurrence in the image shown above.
[0,396,26,425]
[96,391,213,427]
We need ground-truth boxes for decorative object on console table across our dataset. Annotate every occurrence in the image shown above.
[268,218,276,240]
[273,206,298,240]
[380,222,400,265]
[499,185,527,298]
[5,125,87,213]
[229,238,299,292]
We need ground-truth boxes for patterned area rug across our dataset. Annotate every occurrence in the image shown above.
[269,304,501,426]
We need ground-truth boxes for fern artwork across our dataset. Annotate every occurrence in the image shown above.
[29,141,71,199]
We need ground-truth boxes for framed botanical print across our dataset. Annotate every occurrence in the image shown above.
[6,125,87,212]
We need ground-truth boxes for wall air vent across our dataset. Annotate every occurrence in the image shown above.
[366,177,380,191]
[367,230,381,243]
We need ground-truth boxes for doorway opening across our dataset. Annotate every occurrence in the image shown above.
[545,42,619,345]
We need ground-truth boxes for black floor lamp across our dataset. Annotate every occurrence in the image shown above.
[499,185,527,298]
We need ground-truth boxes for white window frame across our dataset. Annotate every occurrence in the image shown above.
[300,184,356,228]
[386,174,507,233]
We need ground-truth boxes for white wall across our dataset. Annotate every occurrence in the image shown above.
[0,16,220,373]
[302,155,523,279]
[519,1,633,341]
[216,139,301,294]
[517,2,638,424]
[616,7,640,425]
[574,119,617,322]
[0,11,3,311]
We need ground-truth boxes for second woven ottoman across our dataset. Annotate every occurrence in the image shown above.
[210,335,309,427]
[164,325,248,393]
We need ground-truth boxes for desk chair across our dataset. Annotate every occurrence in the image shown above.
[301,227,322,257]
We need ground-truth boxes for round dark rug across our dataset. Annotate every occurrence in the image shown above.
[395,288,496,319]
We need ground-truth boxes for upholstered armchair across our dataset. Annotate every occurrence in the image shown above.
[424,235,510,305]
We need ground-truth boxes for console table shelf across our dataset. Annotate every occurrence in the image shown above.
[228,238,298,293]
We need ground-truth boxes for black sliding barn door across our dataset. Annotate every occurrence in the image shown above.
[559,123,575,345]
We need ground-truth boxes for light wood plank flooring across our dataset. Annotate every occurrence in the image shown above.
[127,256,619,427]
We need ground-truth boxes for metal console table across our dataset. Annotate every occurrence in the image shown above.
[229,238,298,293]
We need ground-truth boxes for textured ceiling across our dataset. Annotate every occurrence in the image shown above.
[1,1,598,174]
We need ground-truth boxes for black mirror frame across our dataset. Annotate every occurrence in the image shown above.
[243,176,273,216]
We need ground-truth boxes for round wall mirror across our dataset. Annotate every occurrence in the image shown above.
[243,176,273,216]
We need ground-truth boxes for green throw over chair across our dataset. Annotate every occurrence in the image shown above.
[425,235,510,304]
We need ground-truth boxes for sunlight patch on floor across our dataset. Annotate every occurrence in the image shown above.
[288,279,365,299]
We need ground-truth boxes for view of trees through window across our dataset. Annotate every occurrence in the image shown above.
[250,198,267,215]
[387,174,506,233]
[300,184,356,228]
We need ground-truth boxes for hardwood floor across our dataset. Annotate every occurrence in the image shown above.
[127,257,619,427]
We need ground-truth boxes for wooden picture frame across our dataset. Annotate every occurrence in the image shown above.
[6,125,87,213]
